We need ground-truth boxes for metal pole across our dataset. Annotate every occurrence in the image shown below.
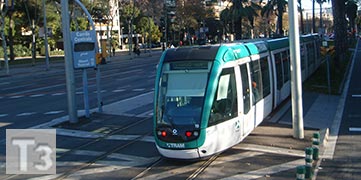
[32,20,36,66]
[61,0,78,123]
[128,18,132,55]
[312,0,315,33]
[319,3,323,34]
[0,13,9,75]
[288,0,304,139]
[148,15,152,56]
[43,0,50,70]
[96,66,103,112]
[106,6,111,59]
[82,69,90,118]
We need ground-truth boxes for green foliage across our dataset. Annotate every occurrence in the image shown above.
[136,17,161,42]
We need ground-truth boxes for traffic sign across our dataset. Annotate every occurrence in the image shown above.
[71,30,97,69]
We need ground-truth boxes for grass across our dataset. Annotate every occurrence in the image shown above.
[1,56,64,66]
[304,41,355,95]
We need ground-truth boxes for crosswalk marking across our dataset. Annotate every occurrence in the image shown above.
[220,159,304,180]
[30,94,45,98]
[349,127,361,132]
[44,111,64,115]
[233,143,305,157]
[16,112,37,116]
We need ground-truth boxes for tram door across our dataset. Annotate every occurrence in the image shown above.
[239,64,254,136]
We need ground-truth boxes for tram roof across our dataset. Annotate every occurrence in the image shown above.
[267,37,289,51]
[163,46,220,62]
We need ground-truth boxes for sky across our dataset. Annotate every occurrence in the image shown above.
[302,0,332,11]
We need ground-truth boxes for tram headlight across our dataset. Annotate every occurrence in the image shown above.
[157,130,167,137]
[185,131,199,137]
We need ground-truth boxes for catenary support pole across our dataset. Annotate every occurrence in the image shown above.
[288,0,304,139]
[43,0,50,70]
[61,0,78,123]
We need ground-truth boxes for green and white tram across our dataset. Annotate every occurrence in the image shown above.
[153,35,321,159]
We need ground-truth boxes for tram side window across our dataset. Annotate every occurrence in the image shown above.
[260,57,271,98]
[250,60,263,104]
[209,68,238,126]
[282,50,290,83]
[301,46,306,70]
[240,64,250,114]
[275,53,283,90]
[307,43,315,66]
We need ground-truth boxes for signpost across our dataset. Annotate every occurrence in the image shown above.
[71,30,97,69]
[62,0,102,123]
[71,30,97,118]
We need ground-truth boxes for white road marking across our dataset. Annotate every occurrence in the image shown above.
[9,95,24,99]
[93,90,107,93]
[220,159,304,180]
[0,122,10,127]
[51,92,65,96]
[10,83,64,95]
[351,94,361,98]
[56,128,154,143]
[56,128,103,139]
[233,143,305,157]
[349,127,361,132]
[76,91,83,95]
[0,82,10,86]
[16,112,37,116]
[32,151,159,180]
[112,89,126,93]
[106,135,155,143]
[133,88,145,91]
[44,111,64,115]
[0,114,8,118]
[29,94,45,98]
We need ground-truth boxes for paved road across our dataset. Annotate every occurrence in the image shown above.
[316,39,361,179]
[0,51,160,142]
[0,45,359,179]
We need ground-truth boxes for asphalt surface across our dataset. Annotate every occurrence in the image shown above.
[0,44,360,179]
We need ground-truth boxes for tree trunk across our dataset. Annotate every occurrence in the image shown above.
[332,0,347,66]
[9,12,15,61]
[277,6,284,36]
[235,17,242,40]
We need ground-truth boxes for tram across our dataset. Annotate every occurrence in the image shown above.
[153,34,321,159]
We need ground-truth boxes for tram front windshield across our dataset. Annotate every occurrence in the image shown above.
[156,61,210,130]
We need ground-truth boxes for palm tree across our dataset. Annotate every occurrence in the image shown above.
[222,0,260,40]
[261,0,287,36]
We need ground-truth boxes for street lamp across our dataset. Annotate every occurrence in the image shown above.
[317,0,327,35]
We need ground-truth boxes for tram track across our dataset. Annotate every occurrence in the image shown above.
[53,114,153,180]
[2,115,153,180]
[55,131,153,180]
[131,153,221,180]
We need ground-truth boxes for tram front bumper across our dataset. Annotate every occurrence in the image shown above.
[156,145,200,160]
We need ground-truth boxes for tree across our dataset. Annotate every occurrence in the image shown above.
[137,16,161,43]
[219,0,260,40]
[346,0,358,33]
[262,0,287,36]
[332,0,348,65]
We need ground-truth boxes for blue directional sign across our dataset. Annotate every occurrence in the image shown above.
[71,30,97,69]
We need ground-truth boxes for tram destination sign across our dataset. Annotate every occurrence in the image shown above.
[71,30,96,69]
